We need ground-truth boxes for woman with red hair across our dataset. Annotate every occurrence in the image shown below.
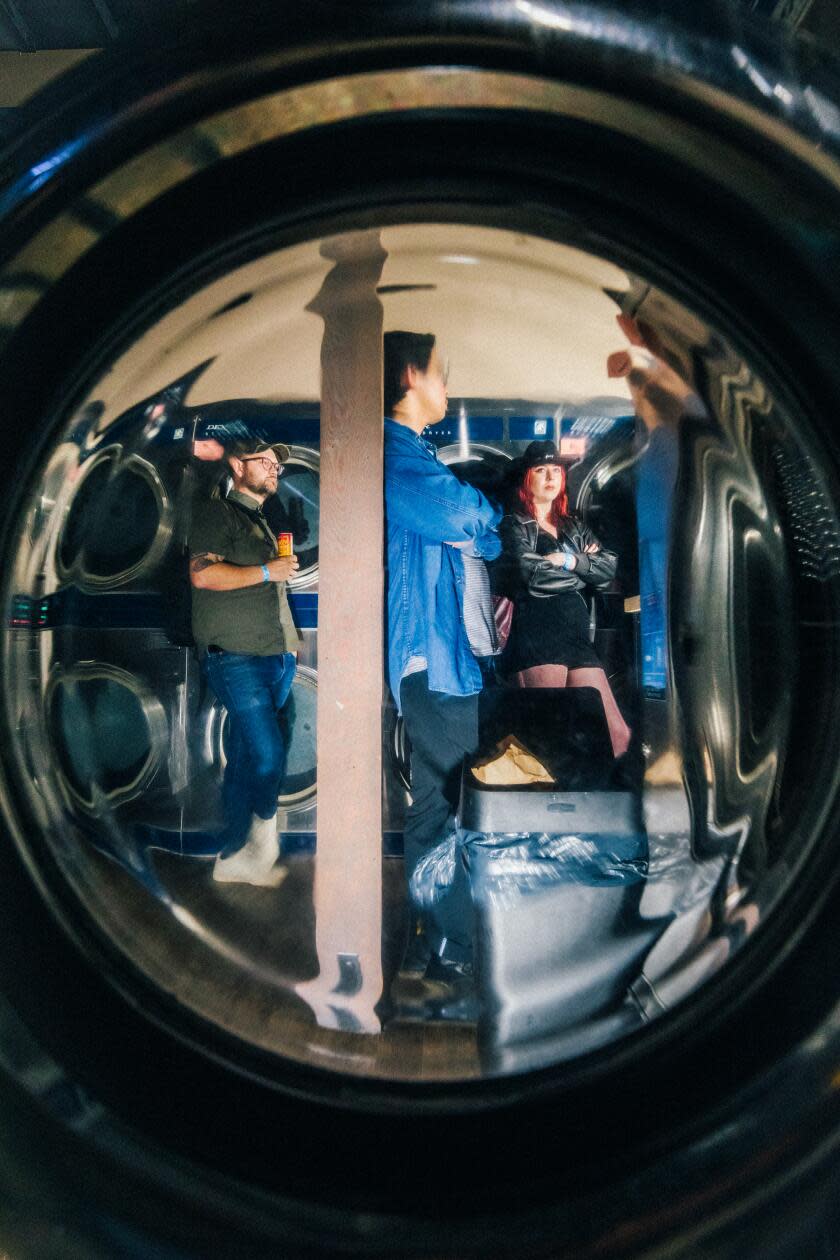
[498,440,631,757]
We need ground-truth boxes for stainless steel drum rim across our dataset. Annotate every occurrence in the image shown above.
[21,442,81,586]
[0,39,836,1082]
[436,442,512,466]
[44,660,168,812]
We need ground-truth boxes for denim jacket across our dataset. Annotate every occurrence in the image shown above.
[384,418,501,709]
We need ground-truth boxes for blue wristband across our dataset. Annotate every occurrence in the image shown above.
[260,564,270,583]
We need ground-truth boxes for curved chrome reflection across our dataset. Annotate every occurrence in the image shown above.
[672,360,792,862]
[437,441,511,468]
[391,711,412,795]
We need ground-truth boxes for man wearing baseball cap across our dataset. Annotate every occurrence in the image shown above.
[189,438,300,885]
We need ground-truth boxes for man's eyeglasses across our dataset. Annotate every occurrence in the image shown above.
[240,455,282,473]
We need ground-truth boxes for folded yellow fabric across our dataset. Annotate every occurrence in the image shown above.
[471,735,555,785]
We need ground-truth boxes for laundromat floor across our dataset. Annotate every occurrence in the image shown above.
[73,844,481,1082]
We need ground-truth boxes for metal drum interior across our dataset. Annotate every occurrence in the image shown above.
[3,219,839,1089]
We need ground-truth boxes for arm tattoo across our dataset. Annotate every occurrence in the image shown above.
[190,551,224,574]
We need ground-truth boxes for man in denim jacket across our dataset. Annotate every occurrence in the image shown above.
[384,331,501,974]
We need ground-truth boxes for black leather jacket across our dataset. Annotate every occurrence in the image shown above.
[496,512,618,598]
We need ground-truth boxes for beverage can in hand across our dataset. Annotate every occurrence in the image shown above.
[276,532,293,557]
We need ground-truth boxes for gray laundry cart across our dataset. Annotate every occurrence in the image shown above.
[461,773,673,1076]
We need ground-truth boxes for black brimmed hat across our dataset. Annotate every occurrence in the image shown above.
[505,439,566,487]
[519,439,563,469]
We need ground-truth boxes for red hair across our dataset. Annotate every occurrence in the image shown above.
[517,464,569,523]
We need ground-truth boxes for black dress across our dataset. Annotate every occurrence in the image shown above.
[499,518,613,674]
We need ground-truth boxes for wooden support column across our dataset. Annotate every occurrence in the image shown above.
[296,231,387,1034]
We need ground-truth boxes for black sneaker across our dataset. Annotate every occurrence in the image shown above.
[422,954,479,1022]
[400,922,434,976]
[424,953,474,982]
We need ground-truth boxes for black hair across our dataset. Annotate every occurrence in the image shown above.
[383,330,436,415]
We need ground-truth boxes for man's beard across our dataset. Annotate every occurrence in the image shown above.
[252,475,277,497]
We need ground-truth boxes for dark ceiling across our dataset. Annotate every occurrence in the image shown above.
[0,0,202,48]
[0,0,836,50]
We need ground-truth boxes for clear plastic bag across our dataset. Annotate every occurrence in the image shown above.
[409,828,479,909]
[410,827,649,910]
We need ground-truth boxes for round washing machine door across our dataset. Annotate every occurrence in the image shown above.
[45,663,167,814]
[0,5,839,1259]
[276,665,318,812]
[211,664,318,816]
[263,446,320,590]
[56,446,173,590]
[437,441,511,501]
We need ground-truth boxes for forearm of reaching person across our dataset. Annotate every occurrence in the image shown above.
[189,553,299,589]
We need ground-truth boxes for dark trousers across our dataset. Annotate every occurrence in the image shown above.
[399,670,479,964]
[202,650,296,856]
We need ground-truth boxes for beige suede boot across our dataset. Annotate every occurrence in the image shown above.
[212,812,286,887]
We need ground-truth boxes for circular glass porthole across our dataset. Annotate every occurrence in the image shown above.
[6,217,839,1086]
[45,664,167,812]
[437,441,512,501]
[438,442,511,469]
[212,665,318,814]
[264,446,320,589]
[57,447,172,589]
[278,665,318,810]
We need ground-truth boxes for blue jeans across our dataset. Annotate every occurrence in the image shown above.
[202,651,297,856]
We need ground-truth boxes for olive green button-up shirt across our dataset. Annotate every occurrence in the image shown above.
[189,489,301,657]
